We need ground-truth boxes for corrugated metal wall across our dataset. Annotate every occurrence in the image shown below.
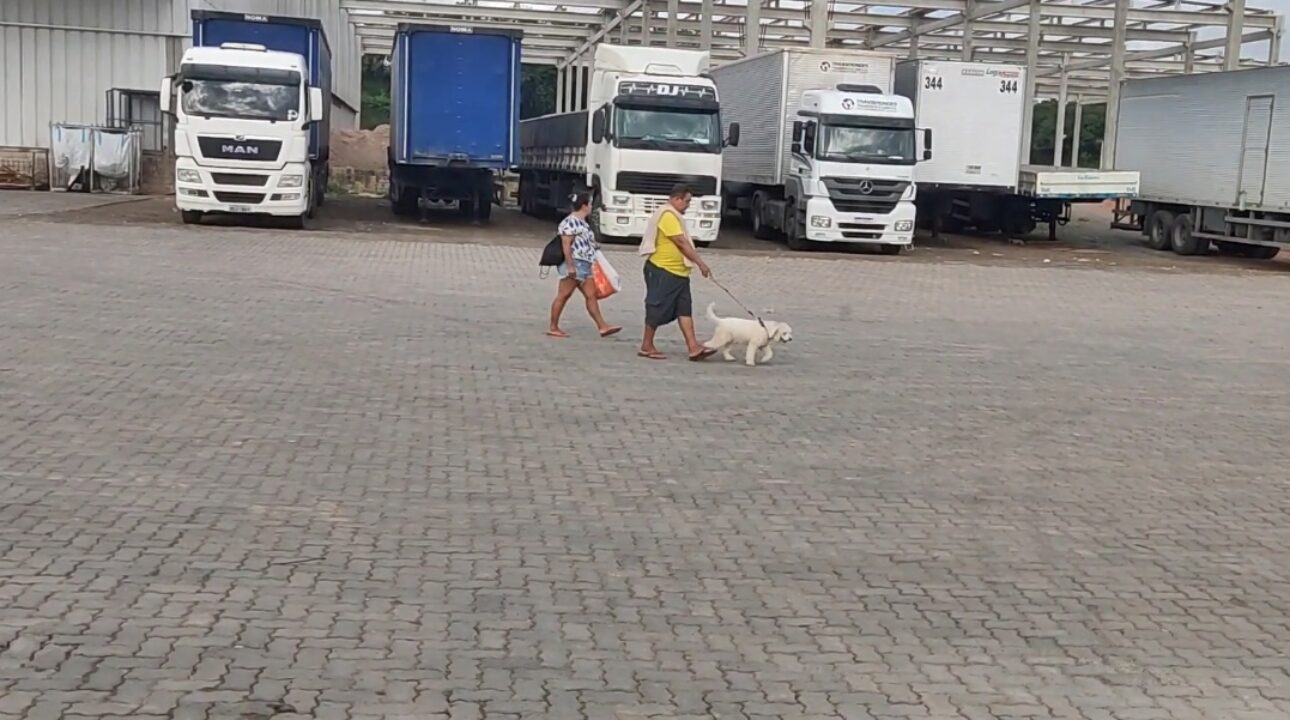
[0,0,363,148]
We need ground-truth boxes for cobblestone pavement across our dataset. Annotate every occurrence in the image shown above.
[2,219,1289,720]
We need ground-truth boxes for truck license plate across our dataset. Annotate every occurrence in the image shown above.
[228,205,253,214]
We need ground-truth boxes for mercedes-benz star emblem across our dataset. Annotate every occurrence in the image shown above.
[857,181,874,195]
[841,98,855,110]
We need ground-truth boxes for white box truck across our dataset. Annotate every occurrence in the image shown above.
[895,59,1138,241]
[518,44,732,245]
[711,49,924,253]
[1112,66,1290,259]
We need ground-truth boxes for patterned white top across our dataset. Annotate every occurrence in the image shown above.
[558,214,599,263]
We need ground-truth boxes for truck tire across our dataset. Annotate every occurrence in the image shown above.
[784,202,808,251]
[1170,214,1208,256]
[390,184,418,217]
[1146,210,1174,251]
[751,192,775,240]
[180,210,203,225]
[476,186,493,223]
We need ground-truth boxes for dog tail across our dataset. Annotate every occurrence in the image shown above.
[705,302,720,323]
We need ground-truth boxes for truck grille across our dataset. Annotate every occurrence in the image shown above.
[616,172,717,197]
[838,222,886,240]
[197,137,282,162]
[210,173,268,187]
[213,191,265,204]
[823,177,908,215]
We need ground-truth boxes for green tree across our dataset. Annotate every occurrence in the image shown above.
[360,57,559,128]
[360,55,390,129]
[522,65,557,119]
[1029,99,1105,168]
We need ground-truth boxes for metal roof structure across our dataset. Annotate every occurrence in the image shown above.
[343,0,1284,165]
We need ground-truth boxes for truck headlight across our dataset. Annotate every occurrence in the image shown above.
[810,216,832,228]
[610,194,630,207]
[895,220,913,232]
[177,169,201,183]
[700,199,720,212]
[278,174,304,188]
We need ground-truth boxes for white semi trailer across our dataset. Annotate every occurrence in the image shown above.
[519,44,731,245]
[1112,66,1290,259]
[711,49,924,253]
[895,59,1138,241]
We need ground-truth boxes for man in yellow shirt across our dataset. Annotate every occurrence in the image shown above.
[639,184,716,361]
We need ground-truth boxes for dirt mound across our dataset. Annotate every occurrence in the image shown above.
[331,124,389,171]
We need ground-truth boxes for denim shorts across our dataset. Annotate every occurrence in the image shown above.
[558,258,594,282]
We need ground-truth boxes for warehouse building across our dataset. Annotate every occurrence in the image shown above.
[0,0,362,153]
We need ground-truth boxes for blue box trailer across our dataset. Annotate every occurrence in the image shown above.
[191,10,332,205]
[389,25,522,222]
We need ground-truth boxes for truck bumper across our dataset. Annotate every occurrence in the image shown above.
[596,195,723,242]
[174,158,310,217]
[803,197,916,246]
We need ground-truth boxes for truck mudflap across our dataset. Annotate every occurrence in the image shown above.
[802,196,915,247]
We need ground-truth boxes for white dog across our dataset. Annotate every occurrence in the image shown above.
[703,303,794,367]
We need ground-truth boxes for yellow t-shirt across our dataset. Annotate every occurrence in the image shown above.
[649,210,690,278]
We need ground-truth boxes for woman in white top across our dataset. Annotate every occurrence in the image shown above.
[548,193,621,339]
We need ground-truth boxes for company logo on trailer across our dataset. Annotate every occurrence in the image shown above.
[820,60,870,73]
[841,98,855,110]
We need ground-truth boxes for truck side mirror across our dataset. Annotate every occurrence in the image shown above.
[160,76,174,115]
[309,87,325,123]
[725,122,740,148]
[803,123,816,154]
[591,108,606,144]
[791,121,803,154]
[922,127,933,160]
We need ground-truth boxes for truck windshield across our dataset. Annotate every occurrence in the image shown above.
[614,107,721,153]
[818,125,915,165]
[179,64,302,122]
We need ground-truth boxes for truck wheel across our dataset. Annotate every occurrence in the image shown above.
[391,185,418,217]
[476,186,493,223]
[1146,210,1174,251]
[751,193,775,240]
[784,203,808,251]
[1170,214,1207,255]
[180,210,203,225]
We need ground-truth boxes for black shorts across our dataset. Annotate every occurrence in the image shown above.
[643,261,692,328]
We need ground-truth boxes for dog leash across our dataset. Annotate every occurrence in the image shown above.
[708,276,770,334]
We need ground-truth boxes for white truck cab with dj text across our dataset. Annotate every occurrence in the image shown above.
[162,43,325,227]
[788,87,924,252]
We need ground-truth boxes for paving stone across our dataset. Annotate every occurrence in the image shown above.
[2,219,1289,718]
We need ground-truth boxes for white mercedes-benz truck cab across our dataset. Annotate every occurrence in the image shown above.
[586,46,729,244]
[792,87,923,252]
[162,43,325,227]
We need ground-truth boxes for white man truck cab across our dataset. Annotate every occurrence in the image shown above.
[788,87,924,252]
[162,42,326,227]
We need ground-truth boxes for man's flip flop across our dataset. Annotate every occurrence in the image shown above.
[600,326,623,338]
[688,348,718,362]
[637,350,666,360]
[546,330,569,338]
